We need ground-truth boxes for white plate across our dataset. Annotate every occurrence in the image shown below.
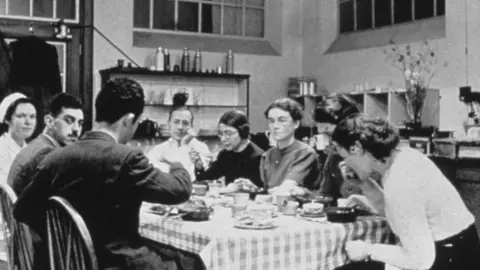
[234,223,277,230]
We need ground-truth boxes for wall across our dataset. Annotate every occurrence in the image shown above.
[302,0,480,135]
[93,0,302,133]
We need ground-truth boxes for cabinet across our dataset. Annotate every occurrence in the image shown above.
[99,67,250,138]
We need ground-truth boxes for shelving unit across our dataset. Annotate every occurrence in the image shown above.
[290,89,440,128]
[99,67,250,139]
[347,89,440,127]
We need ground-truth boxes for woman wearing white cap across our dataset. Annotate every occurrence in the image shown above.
[0,93,37,182]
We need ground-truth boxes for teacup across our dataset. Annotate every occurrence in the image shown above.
[275,194,290,212]
[232,193,250,205]
[282,201,299,216]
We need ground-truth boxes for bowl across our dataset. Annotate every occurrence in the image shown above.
[246,188,267,200]
[193,184,208,196]
[302,202,324,215]
[181,207,213,221]
[325,207,358,223]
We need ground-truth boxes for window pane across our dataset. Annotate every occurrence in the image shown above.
[356,0,372,30]
[415,0,434,20]
[9,0,29,16]
[374,0,391,27]
[33,0,53,18]
[245,7,264,37]
[339,0,354,33]
[223,6,242,35]
[436,0,445,15]
[394,0,412,24]
[224,0,243,5]
[153,0,174,30]
[245,0,264,7]
[201,4,221,34]
[56,0,75,19]
[0,0,6,14]
[178,1,199,32]
[134,0,150,28]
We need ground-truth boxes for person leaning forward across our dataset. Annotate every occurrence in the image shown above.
[13,78,192,270]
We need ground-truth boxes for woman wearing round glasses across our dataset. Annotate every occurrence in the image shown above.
[194,110,264,189]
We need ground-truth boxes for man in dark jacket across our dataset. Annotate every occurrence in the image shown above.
[8,93,84,195]
[14,78,192,269]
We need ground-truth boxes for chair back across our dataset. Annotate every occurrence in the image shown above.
[46,196,98,270]
[0,182,33,270]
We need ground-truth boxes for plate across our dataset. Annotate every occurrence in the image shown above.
[234,223,277,230]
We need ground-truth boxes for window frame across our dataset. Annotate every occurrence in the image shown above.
[338,0,443,35]
[0,0,80,23]
[133,0,266,40]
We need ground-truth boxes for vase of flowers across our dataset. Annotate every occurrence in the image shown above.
[384,40,447,127]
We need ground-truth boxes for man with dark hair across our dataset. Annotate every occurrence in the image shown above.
[8,92,84,195]
[14,78,192,269]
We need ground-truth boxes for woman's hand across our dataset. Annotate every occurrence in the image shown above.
[234,178,258,191]
[189,149,204,170]
[339,161,363,185]
[345,194,378,214]
[345,241,373,261]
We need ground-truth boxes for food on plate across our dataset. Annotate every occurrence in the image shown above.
[235,212,274,227]
[178,198,208,213]
[149,205,166,214]
[302,203,324,215]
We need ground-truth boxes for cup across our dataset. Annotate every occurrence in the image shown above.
[275,194,290,212]
[231,203,248,217]
[208,182,221,197]
[337,198,348,207]
[314,133,331,150]
[232,193,250,205]
[193,184,208,196]
[265,130,276,147]
[282,201,299,216]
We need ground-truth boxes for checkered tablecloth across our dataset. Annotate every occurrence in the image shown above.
[139,206,394,270]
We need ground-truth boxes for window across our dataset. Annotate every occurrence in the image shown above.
[0,0,79,23]
[5,38,67,92]
[134,0,266,38]
[339,0,445,34]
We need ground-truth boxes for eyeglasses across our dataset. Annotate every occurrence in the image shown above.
[218,130,238,139]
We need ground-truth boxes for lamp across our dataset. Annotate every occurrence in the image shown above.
[54,19,72,40]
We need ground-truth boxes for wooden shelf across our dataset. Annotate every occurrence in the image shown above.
[99,67,250,80]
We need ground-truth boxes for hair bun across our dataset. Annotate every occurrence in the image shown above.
[173,92,189,107]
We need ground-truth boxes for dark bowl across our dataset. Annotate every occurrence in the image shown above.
[246,188,268,200]
[325,207,358,223]
[180,207,213,221]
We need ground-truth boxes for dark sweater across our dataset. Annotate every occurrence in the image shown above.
[195,142,264,187]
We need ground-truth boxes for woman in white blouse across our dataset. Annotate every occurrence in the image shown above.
[0,93,37,182]
[330,114,480,270]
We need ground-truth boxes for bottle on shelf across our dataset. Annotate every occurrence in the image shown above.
[181,48,190,72]
[194,49,202,73]
[226,50,234,74]
[155,47,164,71]
[164,49,170,71]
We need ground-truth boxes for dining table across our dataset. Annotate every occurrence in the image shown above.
[139,197,395,270]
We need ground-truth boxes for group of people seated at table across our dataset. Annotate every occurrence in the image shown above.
[0,77,479,270]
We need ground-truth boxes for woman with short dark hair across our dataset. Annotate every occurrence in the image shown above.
[332,114,480,270]
[194,110,264,188]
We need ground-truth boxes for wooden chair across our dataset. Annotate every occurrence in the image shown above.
[46,196,99,270]
[0,182,33,270]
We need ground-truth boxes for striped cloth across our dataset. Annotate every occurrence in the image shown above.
[139,207,394,270]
